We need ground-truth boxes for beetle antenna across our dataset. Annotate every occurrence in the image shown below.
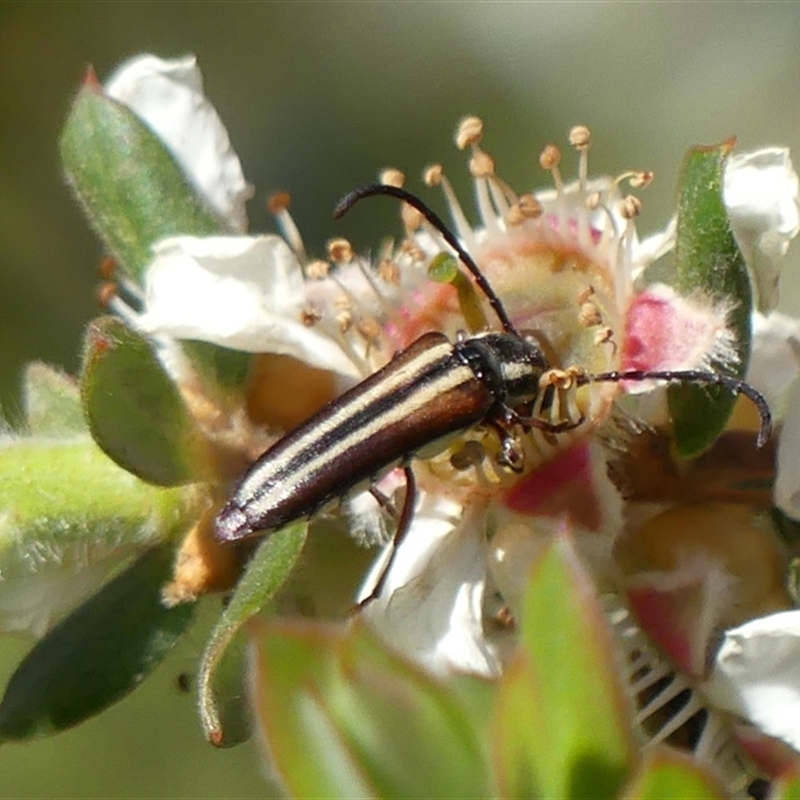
[577,368,772,448]
[335,183,518,335]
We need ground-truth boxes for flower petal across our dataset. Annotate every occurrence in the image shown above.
[775,350,800,519]
[747,311,800,413]
[105,54,252,232]
[724,148,800,313]
[707,610,800,751]
[138,235,363,379]
[359,493,501,677]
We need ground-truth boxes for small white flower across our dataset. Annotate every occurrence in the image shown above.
[102,59,800,697]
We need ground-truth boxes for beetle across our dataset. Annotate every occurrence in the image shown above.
[215,184,771,602]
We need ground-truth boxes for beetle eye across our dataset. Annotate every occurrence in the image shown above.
[521,329,559,368]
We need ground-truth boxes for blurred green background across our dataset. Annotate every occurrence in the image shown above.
[2,2,800,797]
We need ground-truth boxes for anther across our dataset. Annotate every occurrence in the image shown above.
[569,125,592,151]
[333,294,352,311]
[619,195,642,220]
[301,306,322,326]
[267,192,292,214]
[469,151,495,178]
[378,258,401,284]
[423,164,444,187]
[455,116,484,150]
[305,260,330,280]
[99,255,117,280]
[336,309,353,333]
[380,168,405,188]
[577,285,596,304]
[269,192,307,261]
[517,193,543,218]
[630,170,654,189]
[357,316,383,345]
[593,327,615,348]
[579,302,603,328]
[400,239,426,263]
[328,238,354,263]
[539,144,562,171]
[97,281,119,306]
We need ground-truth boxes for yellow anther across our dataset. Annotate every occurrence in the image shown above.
[305,260,330,280]
[357,316,383,344]
[400,239,426,263]
[327,238,354,263]
[336,309,353,333]
[333,293,352,310]
[301,306,322,326]
[380,168,405,188]
[579,302,603,328]
[455,116,484,150]
[423,163,444,187]
[267,191,292,214]
[577,285,595,305]
[517,193,543,218]
[630,170,654,189]
[619,195,642,220]
[539,144,562,171]
[593,327,615,349]
[378,258,401,284]
[569,125,592,150]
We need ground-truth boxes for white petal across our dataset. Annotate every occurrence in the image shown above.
[360,494,501,677]
[776,355,800,518]
[724,148,800,313]
[138,235,362,379]
[105,54,252,232]
[707,610,800,750]
[747,311,800,412]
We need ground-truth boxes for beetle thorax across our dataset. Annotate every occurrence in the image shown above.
[457,332,548,408]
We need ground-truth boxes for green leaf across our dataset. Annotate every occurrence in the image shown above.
[60,74,225,283]
[670,139,753,458]
[0,544,195,741]
[0,434,190,637]
[249,620,491,799]
[81,315,209,486]
[620,747,730,800]
[494,532,636,799]
[197,524,307,747]
[22,363,86,436]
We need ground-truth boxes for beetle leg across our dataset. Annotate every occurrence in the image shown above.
[357,466,417,610]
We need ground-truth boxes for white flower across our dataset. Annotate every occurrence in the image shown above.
[105,57,800,694]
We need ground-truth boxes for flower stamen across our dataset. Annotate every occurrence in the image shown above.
[268,192,307,263]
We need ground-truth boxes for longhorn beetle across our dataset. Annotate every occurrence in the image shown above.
[215,184,772,603]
